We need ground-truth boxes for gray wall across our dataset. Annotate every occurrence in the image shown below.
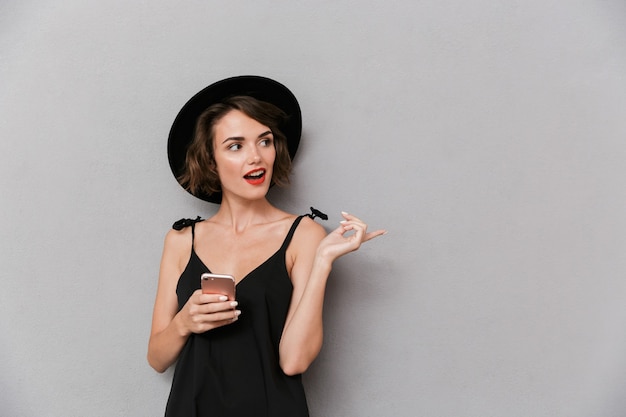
[2,1,626,416]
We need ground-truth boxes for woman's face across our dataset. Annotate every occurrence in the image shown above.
[212,109,276,202]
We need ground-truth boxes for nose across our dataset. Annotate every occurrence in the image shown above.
[248,148,261,164]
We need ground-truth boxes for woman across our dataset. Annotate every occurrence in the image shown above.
[148,76,385,416]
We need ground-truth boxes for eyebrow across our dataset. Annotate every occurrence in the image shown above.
[221,130,273,144]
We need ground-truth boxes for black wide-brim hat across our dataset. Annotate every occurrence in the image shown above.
[168,75,302,203]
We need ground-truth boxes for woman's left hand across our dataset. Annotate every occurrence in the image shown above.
[317,212,386,262]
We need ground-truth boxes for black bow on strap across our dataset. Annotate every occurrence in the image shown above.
[307,207,328,221]
[172,216,204,230]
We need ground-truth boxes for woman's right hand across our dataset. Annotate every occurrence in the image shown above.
[178,290,241,335]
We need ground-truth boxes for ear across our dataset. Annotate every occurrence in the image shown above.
[209,161,220,184]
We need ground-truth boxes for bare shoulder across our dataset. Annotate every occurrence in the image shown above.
[163,226,192,250]
[285,216,327,282]
[292,216,327,251]
[161,226,194,272]
[297,215,326,236]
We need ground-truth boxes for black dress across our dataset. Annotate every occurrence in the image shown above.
[164,216,309,417]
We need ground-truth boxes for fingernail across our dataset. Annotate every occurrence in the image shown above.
[219,295,228,301]
[340,220,347,224]
[341,211,349,215]
[234,310,242,316]
[230,301,238,307]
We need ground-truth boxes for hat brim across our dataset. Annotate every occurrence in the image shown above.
[167,75,302,203]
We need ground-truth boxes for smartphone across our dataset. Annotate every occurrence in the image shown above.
[201,273,236,301]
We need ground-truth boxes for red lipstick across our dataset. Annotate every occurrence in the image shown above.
[243,168,266,185]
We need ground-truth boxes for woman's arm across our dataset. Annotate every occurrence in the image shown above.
[279,212,386,376]
[147,229,240,373]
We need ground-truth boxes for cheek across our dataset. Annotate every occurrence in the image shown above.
[212,155,236,180]
[213,151,239,169]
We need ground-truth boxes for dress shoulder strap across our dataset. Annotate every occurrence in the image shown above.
[279,215,305,252]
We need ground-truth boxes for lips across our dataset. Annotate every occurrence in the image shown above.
[243,168,266,185]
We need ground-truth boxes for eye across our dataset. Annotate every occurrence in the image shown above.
[228,143,242,151]
[260,138,273,147]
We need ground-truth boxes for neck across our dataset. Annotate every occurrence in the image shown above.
[214,195,278,233]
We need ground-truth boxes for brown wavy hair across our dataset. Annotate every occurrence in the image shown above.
[177,95,292,197]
